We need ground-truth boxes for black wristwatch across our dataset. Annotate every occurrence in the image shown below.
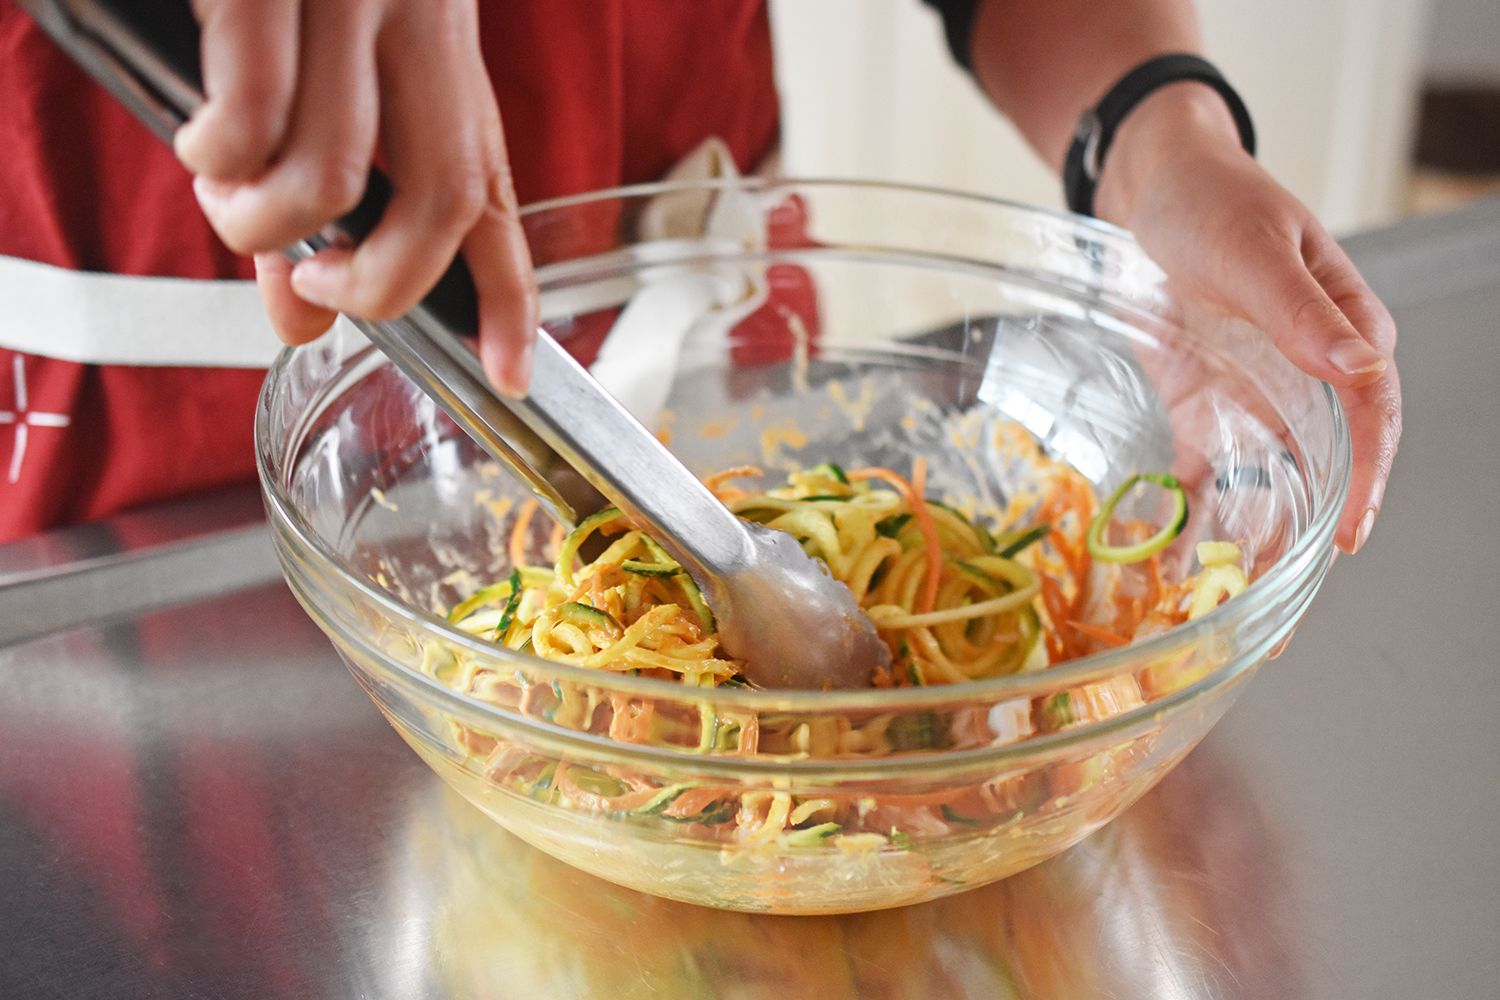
[1064,53,1256,218]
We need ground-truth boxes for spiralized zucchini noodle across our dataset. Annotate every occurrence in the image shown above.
[427,425,1252,855]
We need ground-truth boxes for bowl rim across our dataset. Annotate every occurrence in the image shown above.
[521,175,1115,233]
[257,178,1351,722]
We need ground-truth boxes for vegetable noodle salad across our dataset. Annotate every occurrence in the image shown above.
[426,424,1252,854]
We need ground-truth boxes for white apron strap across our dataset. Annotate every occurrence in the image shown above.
[0,254,283,368]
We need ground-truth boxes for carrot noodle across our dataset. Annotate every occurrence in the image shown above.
[429,436,1247,852]
[1066,620,1131,649]
[702,465,765,496]
[509,497,540,570]
[448,453,1227,694]
[662,786,734,818]
[908,458,942,613]
[608,695,655,743]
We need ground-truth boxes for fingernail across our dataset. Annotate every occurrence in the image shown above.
[1329,339,1386,376]
[1351,507,1376,554]
[289,258,344,311]
[497,339,535,399]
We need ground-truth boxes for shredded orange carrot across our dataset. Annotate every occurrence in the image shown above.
[590,569,608,610]
[608,695,656,743]
[554,763,669,812]
[438,450,1258,854]
[737,715,760,755]
[1107,534,1166,640]
[908,458,942,613]
[702,465,764,492]
[662,786,734,818]
[509,497,540,570]
[1039,575,1070,661]
[1067,620,1131,648]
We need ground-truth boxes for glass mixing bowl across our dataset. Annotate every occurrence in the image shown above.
[257,179,1348,914]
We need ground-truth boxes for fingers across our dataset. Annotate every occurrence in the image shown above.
[384,0,536,395]
[1120,146,1402,557]
[254,253,339,345]
[1230,220,1391,388]
[288,1,492,314]
[1289,227,1401,553]
[1332,361,1401,554]
[282,0,538,393]
[1208,214,1400,553]
[189,0,383,253]
[175,0,300,180]
[467,180,541,398]
[174,0,537,394]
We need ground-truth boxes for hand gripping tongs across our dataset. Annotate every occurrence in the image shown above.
[18,0,889,689]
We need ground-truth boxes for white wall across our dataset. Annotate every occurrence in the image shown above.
[770,0,1431,235]
[769,0,1061,212]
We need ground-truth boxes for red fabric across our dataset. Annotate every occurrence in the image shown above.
[0,0,780,541]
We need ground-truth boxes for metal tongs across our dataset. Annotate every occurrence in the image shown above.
[20,0,889,689]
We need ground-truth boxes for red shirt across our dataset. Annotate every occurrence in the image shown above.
[0,0,780,541]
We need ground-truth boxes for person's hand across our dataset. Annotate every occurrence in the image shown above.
[963,0,1398,555]
[1095,83,1401,555]
[171,0,538,397]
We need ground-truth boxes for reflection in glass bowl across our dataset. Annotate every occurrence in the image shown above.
[257,180,1348,913]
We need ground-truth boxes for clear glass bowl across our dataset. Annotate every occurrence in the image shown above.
[256,179,1348,914]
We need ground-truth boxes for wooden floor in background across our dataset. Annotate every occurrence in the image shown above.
[1405,168,1500,216]
[1404,84,1500,217]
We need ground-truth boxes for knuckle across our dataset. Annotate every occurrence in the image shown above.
[486,154,523,214]
[222,89,289,162]
[347,281,410,322]
[431,161,492,232]
[1286,292,1341,335]
[295,156,369,222]
[341,255,425,321]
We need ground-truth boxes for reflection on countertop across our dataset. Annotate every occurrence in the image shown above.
[0,567,1301,1000]
[394,745,1303,1000]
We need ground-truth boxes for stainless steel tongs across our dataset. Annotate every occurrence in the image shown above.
[20,0,889,689]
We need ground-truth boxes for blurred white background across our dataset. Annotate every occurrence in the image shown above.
[768,0,1470,237]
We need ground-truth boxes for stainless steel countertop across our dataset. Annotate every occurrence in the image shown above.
[2,197,1497,999]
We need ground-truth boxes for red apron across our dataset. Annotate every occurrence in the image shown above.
[0,0,780,540]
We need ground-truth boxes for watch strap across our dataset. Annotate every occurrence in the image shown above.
[1064,53,1256,218]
